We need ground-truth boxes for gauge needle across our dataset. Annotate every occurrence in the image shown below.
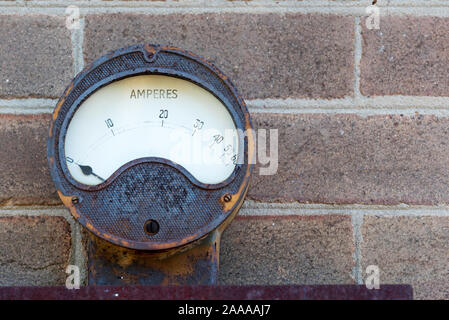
[77,164,105,182]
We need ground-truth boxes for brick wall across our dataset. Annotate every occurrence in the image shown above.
[0,0,448,299]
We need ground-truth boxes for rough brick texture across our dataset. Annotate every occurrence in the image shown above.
[361,216,449,299]
[220,215,355,285]
[0,15,73,98]
[6,113,449,207]
[84,13,354,99]
[0,216,71,286]
[0,114,59,205]
[250,113,449,205]
[361,16,449,96]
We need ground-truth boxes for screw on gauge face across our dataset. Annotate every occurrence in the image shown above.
[72,196,79,205]
[223,193,232,202]
[144,219,160,236]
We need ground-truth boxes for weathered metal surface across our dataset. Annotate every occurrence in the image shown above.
[0,285,413,300]
[76,159,242,251]
[88,230,220,285]
[47,44,254,251]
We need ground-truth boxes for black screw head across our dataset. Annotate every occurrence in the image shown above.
[223,193,232,202]
[144,219,160,236]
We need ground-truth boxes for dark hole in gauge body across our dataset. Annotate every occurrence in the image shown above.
[144,219,160,236]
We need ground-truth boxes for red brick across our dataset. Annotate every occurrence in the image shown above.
[84,13,354,99]
[0,114,59,205]
[250,113,449,205]
[361,216,449,299]
[220,215,355,285]
[5,112,449,207]
[361,16,449,96]
[0,15,73,98]
[0,216,72,286]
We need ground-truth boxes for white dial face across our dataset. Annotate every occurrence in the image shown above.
[64,75,239,186]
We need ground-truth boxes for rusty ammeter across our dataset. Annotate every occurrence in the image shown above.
[47,44,253,285]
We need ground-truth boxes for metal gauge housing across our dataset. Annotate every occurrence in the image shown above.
[48,44,254,251]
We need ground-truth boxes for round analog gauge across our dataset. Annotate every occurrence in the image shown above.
[48,44,253,250]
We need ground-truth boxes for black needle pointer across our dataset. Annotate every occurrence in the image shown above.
[77,164,105,182]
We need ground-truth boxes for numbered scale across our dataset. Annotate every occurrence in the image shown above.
[48,44,253,285]
[65,75,239,187]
